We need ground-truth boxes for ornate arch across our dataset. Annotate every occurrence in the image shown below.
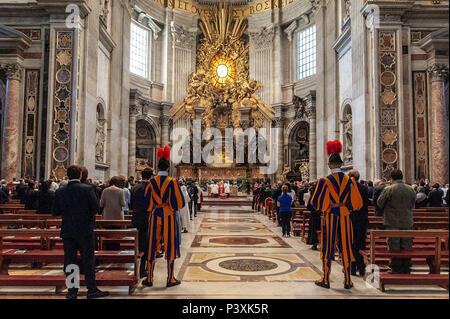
[285,117,309,145]
[135,116,159,171]
[96,97,106,119]
[136,114,161,141]
[340,98,352,115]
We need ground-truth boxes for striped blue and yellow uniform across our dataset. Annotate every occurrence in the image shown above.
[145,174,185,284]
[311,171,363,286]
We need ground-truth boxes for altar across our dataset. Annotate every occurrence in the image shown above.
[170,3,275,185]
[176,165,267,182]
[207,185,238,197]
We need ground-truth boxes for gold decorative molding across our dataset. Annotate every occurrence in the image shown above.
[149,0,301,18]
[170,2,274,130]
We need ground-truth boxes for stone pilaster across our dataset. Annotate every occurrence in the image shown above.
[305,91,317,181]
[428,64,449,186]
[272,115,284,181]
[0,63,23,181]
[128,103,139,177]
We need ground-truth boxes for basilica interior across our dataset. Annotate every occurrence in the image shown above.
[0,0,449,302]
[0,0,448,185]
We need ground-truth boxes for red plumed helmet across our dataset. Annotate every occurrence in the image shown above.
[326,140,343,157]
[157,145,171,160]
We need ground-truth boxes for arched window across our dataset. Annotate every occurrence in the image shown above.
[341,104,353,165]
[95,104,106,163]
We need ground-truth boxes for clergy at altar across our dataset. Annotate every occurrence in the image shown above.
[224,181,231,198]
[210,182,219,198]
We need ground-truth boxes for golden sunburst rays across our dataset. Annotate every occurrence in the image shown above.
[170,1,274,129]
[210,54,236,88]
[199,2,247,44]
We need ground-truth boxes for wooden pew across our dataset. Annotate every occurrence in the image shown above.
[0,219,134,250]
[291,208,309,236]
[369,220,449,230]
[0,219,47,249]
[0,228,139,294]
[361,229,449,292]
[46,220,134,250]
[0,204,25,214]
[0,213,132,221]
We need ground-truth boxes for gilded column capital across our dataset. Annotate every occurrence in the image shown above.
[0,63,23,81]
[428,64,449,82]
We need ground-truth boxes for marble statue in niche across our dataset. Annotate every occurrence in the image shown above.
[342,112,353,164]
[95,106,106,163]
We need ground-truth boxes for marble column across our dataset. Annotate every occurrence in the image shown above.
[305,91,317,181]
[428,64,449,186]
[128,103,139,177]
[1,63,23,181]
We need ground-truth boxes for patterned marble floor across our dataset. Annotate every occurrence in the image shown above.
[0,207,448,299]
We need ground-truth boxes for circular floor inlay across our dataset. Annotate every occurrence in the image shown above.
[212,225,256,231]
[205,256,292,276]
[219,259,278,272]
[209,237,268,245]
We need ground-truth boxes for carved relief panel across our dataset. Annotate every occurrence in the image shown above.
[378,31,400,179]
[51,31,75,179]
[22,70,40,178]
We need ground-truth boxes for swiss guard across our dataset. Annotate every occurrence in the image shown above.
[310,140,363,289]
[142,146,185,288]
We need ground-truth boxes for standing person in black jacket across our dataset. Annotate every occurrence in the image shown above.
[130,168,153,278]
[348,170,369,277]
[297,183,308,206]
[445,188,450,207]
[80,166,102,202]
[1,180,9,200]
[367,181,374,204]
[24,181,38,210]
[271,181,282,225]
[252,182,260,210]
[0,186,8,204]
[16,179,27,204]
[306,185,321,250]
[428,184,444,207]
[187,180,198,218]
[36,180,55,214]
[52,165,108,299]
